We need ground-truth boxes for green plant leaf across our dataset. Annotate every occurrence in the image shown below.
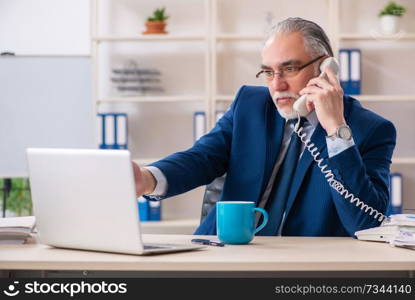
[379,1,406,17]
[5,178,32,216]
[148,7,169,21]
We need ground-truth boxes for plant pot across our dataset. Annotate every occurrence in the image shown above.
[379,15,400,35]
[143,21,167,34]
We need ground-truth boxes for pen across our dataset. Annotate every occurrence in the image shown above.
[191,238,225,247]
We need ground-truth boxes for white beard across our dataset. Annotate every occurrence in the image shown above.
[272,91,300,120]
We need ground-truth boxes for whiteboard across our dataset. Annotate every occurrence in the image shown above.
[0,56,95,178]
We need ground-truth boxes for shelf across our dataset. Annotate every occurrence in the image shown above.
[392,158,415,164]
[340,33,415,41]
[133,158,160,166]
[215,94,234,102]
[215,94,415,102]
[215,34,265,41]
[97,96,205,103]
[217,32,415,42]
[352,95,415,102]
[92,35,206,42]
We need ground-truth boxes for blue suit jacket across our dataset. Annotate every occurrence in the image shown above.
[150,85,396,237]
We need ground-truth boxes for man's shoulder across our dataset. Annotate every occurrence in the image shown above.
[234,85,271,104]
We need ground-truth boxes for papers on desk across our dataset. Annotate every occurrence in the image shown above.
[355,214,415,250]
[391,230,415,250]
[0,216,36,244]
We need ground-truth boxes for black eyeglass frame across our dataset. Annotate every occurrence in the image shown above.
[255,54,326,80]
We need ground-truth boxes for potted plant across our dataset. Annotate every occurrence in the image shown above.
[143,7,169,35]
[378,1,406,35]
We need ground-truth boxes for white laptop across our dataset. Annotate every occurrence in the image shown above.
[26,148,204,255]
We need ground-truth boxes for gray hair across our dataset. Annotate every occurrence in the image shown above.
[267,17,333,57]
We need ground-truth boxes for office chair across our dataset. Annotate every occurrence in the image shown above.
[199,175,226,223]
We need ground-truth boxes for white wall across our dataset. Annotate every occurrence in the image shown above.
[0,0,90,55]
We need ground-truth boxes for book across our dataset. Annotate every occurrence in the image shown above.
[0,216,36,244]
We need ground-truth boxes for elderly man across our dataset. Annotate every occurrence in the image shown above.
[133,17,396,237]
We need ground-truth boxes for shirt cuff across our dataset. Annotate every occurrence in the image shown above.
[142,166,168,196]
[325,136,355,158]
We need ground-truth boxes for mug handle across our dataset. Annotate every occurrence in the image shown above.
[253,207,268,234]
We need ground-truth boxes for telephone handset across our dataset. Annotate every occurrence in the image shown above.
[293,57,340,117]
[290,56,387,226]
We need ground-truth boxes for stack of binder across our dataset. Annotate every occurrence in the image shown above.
[97,113,128,149]
[138,197,161,221]
[339,49,361,95]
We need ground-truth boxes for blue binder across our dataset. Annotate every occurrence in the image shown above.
[339,49,350,94]
[149,200,161,221]
[193,111,206,142]
[138,197,150,221]
[349,49,361,95]
[97,113,128,149]
[339,49,361,95]
[387,173,403,215]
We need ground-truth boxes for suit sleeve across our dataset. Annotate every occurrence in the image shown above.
[147,86,245,199]
[327,119,397,236]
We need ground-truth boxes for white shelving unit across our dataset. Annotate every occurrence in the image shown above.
[90,0,415,169]
[328,0,415,173]
[90,0,211,137]
[215,34,264,41]
[92,35,207,42]
[215,94,415,103]
[393,158,415,165]
[339,33,415,41]
[97,95,205,104]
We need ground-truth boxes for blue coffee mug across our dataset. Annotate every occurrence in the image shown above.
[216,201,268,244]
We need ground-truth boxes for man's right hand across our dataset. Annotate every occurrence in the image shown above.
[132,162,156,197]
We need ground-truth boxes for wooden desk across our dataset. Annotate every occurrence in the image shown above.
[1,235,415,277]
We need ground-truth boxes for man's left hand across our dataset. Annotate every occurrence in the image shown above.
[299,67,345,136]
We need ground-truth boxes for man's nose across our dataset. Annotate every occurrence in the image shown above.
[270,74,288,91]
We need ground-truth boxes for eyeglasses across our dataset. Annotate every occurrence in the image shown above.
[255,55,325,81]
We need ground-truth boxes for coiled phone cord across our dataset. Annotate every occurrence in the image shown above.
[294,114,387,223]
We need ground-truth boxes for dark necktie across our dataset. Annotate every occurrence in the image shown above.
[258,117,307,236]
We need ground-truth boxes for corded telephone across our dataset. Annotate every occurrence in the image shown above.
[291,57,388,226]
[293,57,340,116]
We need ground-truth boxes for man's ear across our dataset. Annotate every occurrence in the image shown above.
[313,64,320,77]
